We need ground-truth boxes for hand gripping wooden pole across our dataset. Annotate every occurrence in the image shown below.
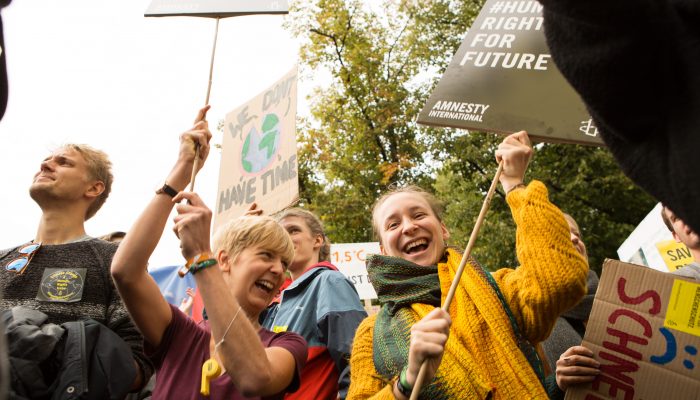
[409,161,504,400]
[190,17,220,192]
[178,18,220,279]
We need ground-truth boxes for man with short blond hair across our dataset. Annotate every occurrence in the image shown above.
[0,144,151,398]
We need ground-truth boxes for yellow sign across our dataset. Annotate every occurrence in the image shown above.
[272,325,288,333]
[665,279,700,337]
[656,239,694,272]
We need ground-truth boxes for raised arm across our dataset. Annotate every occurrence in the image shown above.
[111,105,211,347]
[173,191,305,397]
[492,131,588,342]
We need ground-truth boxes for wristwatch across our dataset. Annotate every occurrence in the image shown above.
[155,182,178,198]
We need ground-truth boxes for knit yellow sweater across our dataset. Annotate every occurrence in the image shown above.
[347,181,588,399]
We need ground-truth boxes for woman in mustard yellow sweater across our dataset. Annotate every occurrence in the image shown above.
[347,131,589,399]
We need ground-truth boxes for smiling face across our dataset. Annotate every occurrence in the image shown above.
[374,192,450,266]
[222,246,287,316]
[212,216,294,318]
[279,216,322,278]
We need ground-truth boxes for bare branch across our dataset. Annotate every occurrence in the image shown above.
[386,13,413,82]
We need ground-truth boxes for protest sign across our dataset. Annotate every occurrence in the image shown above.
[145,0,288,18]
[656,239,694,272]
[214,67,298,230]
[330,242,380,300]
[417,0,604,146]
[566,259,700,400]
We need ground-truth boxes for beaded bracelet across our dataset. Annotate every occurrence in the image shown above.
[189,259,217,275]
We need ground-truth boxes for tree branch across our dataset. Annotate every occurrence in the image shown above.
[310,22,389,163]
[386,13,413,82]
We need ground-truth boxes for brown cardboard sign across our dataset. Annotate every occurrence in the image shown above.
[417,0,604,146]
[214,67,298,231]
[145,0,288,18]
[566,259,700,400]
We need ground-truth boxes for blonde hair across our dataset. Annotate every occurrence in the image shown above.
[275,208,331,262]
[371,185,444,243]
[213,216,294,268]
[61,144,113,220]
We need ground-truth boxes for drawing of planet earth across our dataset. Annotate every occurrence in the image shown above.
[241,113,280,173]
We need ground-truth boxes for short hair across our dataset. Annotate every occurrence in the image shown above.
[212,216,294,269]
[660,205,674,233]
[62,144,113,220]
[371,185,444,242]
[275,208,331,262]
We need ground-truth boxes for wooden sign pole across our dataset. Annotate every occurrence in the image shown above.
[409,161,503,400]
[190,17,220,192]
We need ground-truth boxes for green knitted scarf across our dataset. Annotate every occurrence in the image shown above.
[366,254,449,399]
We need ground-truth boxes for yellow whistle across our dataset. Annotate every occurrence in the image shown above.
[200,358,222,396]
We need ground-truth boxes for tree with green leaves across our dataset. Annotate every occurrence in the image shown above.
[287,0,655,273]
[288,0,484,242]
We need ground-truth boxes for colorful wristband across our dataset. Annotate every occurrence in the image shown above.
[189,259,217,275]
[182,252,216,276]
[397,367,413,397]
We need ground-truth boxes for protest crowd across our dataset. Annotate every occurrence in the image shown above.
[1,0,699,399]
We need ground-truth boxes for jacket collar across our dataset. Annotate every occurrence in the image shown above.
[286,261,338,292]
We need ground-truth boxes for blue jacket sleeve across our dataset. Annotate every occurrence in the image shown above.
[316,272,367,399]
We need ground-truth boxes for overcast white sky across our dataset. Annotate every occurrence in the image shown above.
[0,1,308,268]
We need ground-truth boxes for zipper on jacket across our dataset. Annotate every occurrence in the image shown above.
[79,321,88,394]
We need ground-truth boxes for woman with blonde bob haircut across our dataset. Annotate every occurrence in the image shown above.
[111,106,307,400]
[213,216,295,267]
[347,131,589,399]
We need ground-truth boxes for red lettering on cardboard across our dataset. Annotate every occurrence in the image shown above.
[598,351,640,385]
[617,277,661,314]
[609,309,653,337]
[592,373,635,400]
[603,328,646,360]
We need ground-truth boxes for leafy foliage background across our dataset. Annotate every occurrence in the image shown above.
[286,0,655,273]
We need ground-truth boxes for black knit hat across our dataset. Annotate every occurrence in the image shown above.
[0,1,11,121]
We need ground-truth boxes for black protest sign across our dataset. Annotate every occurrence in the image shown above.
[417,0,603,146]
[145,0,288,18]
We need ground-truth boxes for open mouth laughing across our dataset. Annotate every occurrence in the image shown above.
[254,279,275,294]
[403,238,429,255]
